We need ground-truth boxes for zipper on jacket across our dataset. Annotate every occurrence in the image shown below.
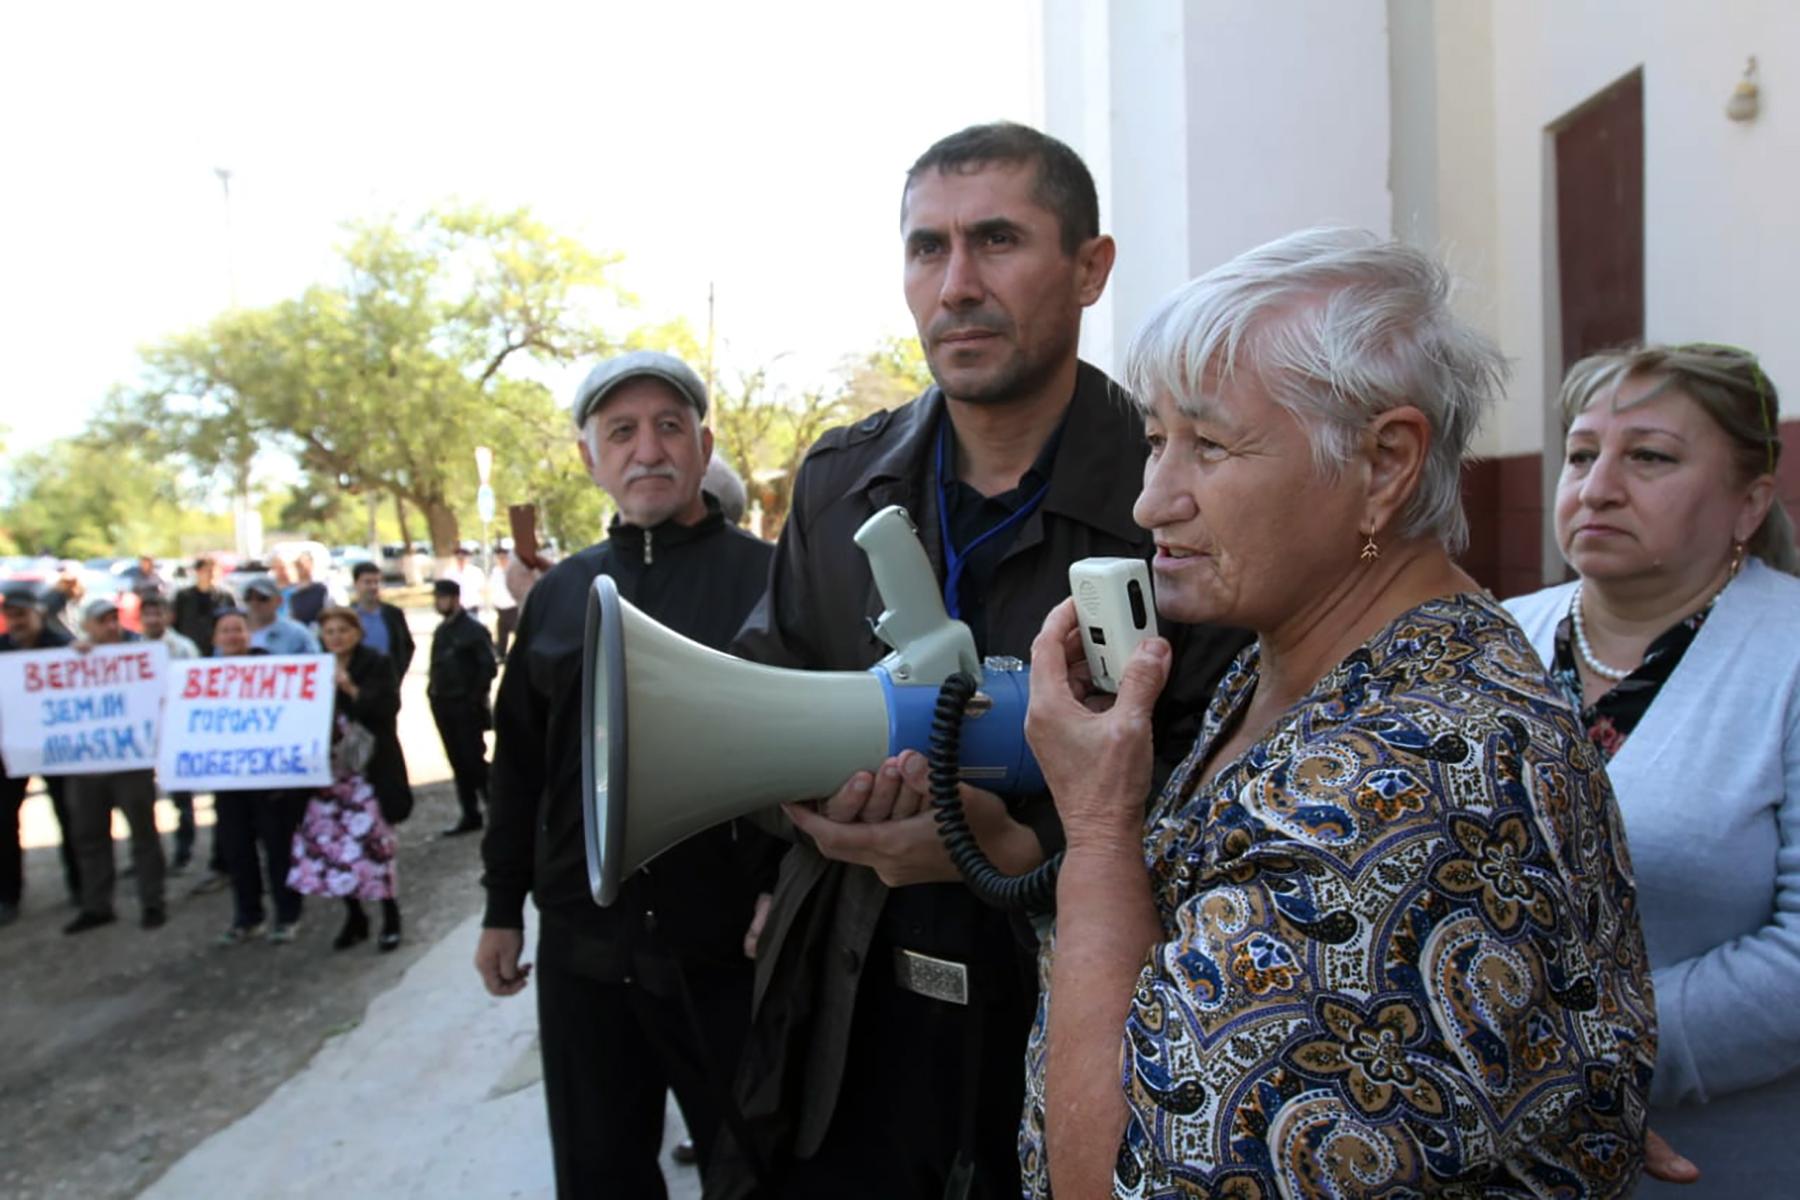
[644,529,654,565]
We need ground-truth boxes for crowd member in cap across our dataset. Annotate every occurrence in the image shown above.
[487,548,519,660]
[173,555,234,656]
[138,593,202,871]
[208,608,310,944]
[428,577,497,837]
[477,348,780,1197]
[63,597,167,934]
[0,584,79,926]
[288,606,410,951]
[714,122,1244,1198]
[1505,343,1800,1195]
[449,546,486,617]
[242,576,320,654]
[349,561,416,680]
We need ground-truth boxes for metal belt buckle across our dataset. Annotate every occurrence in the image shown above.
[892,948,970,1006]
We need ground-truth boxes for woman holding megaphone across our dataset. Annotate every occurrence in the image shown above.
[1017,231,1656,1198]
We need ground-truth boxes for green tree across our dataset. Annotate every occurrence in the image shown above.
[112,206,629,560]
[0,435,191,558]
[710,334,934,536]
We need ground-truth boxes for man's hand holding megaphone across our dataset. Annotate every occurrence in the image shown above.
[783,751,1045,888]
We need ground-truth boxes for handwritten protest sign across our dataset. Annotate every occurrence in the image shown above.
[0,643,170,776]
[157,655,335,791]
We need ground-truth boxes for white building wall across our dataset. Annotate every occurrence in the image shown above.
[1482,0,1800,459]
[1038,0,1392,376]
[1180,2,1392,277]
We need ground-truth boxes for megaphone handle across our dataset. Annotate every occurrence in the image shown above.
[928,672,1063,912]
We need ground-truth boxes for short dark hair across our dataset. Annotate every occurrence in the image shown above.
[212,607,248,629]
[351,561,380,581]
[903,122,1099,255]
[139,592,169,611]
[193,554,215,570]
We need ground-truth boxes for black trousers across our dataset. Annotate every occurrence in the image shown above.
[215,790,307,928]
[430,698,489,822]
[727,940,1034,1200]
[495,606,519,659]
[1,773,77,906]
[536,938,753,1200]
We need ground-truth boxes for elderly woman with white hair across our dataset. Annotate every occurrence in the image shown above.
[1020,229,1656,1197]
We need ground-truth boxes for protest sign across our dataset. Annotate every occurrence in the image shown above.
[157,655,335,790]
[0,642,170,776]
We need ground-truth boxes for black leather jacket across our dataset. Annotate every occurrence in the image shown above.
[426,608,495,705]
[725,362,1250,1161]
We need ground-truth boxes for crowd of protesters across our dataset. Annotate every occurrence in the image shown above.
[0,543,524,945]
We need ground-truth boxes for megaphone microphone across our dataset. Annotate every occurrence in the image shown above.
[582,505,1052,908]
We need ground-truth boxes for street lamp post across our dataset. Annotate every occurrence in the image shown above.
[474,446,495,613]
[214,165,253,559]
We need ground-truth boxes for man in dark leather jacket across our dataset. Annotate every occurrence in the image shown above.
[712,124,1247,1199]
[1,584,78,923]
[476,350,779,1198]
[427,578,497,836]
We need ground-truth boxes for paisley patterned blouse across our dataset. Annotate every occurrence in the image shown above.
[1020,593,1656,1198]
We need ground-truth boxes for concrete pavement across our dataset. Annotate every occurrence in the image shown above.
[138,905,700,1199]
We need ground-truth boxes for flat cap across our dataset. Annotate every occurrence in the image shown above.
[0,582,46,611]
[83,596,120,621]
[432,578,462,598]
[571,350,708,428]
[242,576,281,600]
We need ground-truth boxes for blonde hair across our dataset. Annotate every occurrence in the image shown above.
[1559,343,1796,575]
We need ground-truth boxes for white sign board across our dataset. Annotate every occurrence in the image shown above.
[0,643,170,776]
[157,655,335,791]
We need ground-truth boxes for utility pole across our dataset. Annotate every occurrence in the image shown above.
[214,167,239,308]
[705,281,716,399]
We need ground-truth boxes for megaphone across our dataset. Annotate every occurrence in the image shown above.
[582,505,1043,907]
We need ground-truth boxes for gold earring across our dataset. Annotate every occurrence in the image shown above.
[1360,530,1380,561]
[1730,540,1746,576]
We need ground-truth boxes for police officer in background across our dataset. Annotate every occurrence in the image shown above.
[475,350,780,1197]
[713,123,1245,1198]
[427,577,497,837]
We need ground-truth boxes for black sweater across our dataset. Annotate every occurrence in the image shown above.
[481,497,780,970]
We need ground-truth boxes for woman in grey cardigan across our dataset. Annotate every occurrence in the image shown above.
[1506,343,1800,1196]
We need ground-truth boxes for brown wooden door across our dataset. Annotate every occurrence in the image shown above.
[1555,69,1646,369]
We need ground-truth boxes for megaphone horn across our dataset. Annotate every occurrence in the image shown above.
[582,506,1043,907]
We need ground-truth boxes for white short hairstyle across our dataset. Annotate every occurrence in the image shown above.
[1123,227,1507,553]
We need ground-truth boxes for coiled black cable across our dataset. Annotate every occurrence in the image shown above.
[928,671,1063,912]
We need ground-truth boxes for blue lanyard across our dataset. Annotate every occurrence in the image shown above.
[934,416,1052,620]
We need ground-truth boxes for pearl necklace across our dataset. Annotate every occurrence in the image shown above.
[1570,572,1737,683]
[1569,584,1631,680]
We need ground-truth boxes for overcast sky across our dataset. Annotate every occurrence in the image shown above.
[0,0,1037,458]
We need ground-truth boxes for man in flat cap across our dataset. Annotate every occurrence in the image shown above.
[427,577,497,837]
[242,575,319,655]
[475,350,781,1196]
